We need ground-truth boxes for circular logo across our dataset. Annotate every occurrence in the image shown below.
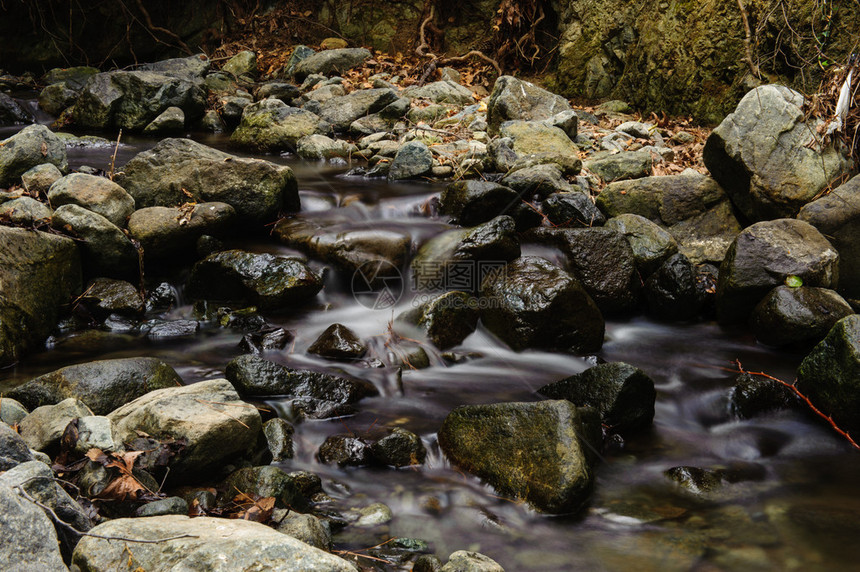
[351,260,404,310]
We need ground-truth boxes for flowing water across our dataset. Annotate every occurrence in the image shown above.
[3,124,860,571]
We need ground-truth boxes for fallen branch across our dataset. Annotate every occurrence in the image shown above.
[440,51,502,77]
[736,0,761,78]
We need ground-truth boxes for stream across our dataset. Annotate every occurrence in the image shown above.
[3,124,860,571]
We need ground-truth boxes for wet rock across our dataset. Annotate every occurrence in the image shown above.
[525,227,637,314]
[0,124,68,187]
[80,277,143,317]
[541,191,605,227]
[117,138,299,226]
[293,47,372,80]
[318,434,371,466]
[197,109,226,133]
[319,88,399,131]
[0,226,81,367]
[730,372,799,419]
[257,82,301,102]
[297,134,358,160]
[0,422,33,470]
[797,174,860,301]
[438,400,599,514]
[665,466,723,494]
[704,85,851,221]
[21,163,62,195]
[107,379,262,481]
[240,327,293,353]
[486,75,571,135]
[0,91,33,125]
[440,551,505,572]
[716,219,839,324]
[223,466,307,510]
[142,105,185,134]
[389,140,434,180]
[604,213,678,276]
[222,50,257,78]
[500,163,573,199]
[72,515,357,571]
[584,150,652,182]
[498,121,581,170]
[404,81,475,105]
[127,202,235,261]
[796,315,860,433]
[414,555,443,572]
[644,253,702,321]
[135,496,188,517]
[18,397,93,451]
[439,180,521,226]
[370,427,426,468]
[395,291,479,350]
[274,511,331,550]
[54,203,140,279]
[140,55,210,84]
[263,418,294,461]
[538,362,656,435]
[596,170,741,264]
[308,323,366,359]
[344,502,393,527]
[480,256,604,353]
[219,94,253,127]
[226,354,377,404]
[143,319,200,338]
[0,482,67,572]
[187,250,321,310]
[0,196,52,225]
[48,173,134,228]
[750,285,854,347]
[42,66,99,89]
[231,98,322,152]
[0,398,28,426]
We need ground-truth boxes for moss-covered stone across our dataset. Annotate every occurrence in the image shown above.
[222,466,307,510]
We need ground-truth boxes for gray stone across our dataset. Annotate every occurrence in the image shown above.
[501,163,573,199]
[48,173,135,228]
[257,82,300,102]
[0,422,32,471]
[197,109,226,133]
[142,106,185,134]
[369,427,426,468]
[317,434,370,466]
[79,278,142,317]
[543,109,579,140]
[389,140,434,180]
[604,213,679,276]
[297,134,358,160]
[263,418,294,462]
[584,150,652,182]
[730,372,799,419]
[0,482,67,572]
[140,55,210,83]
[487,75,571,135]
[499,121,580,169]
[51,204,139,279]
[127,202,235,260]
[39,83,78,116]
[395,291,478,350]
[541,191,605,227]
[231,98,322,152]
[222,50,257,78]
[293,47,372,80]
[0,398,28,426]
[18,398,93,451]
[307,323,366,360]
[219,95,253,127]
[0,125,68,187]
[751,286,854,347]
[74,416,121,454]
[223,465,307,510]
[0,92,32,125]
[319,88,400,131]
[0,196,52,225]
[274,511,331,550]
[440,180,521,226]
[441,551,505,572]
[135,496,188,517]
[644,253,703,321]
[404,81,475,105]
[21,163,62,195]
[42,66,100,90]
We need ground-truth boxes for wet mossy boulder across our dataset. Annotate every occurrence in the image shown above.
[439,180,521,226]
[538,362,656,435]
[0,196,54,226]
[307,323,366,360]
[186,250,323,311]
[79,277,143,317]
[317,434,371,467]
[222,466,307,510]
[231,99,322,153]
[319,88,399,131]
[644,253,703,322]
[438,400,600,514]
[222,50,257,78]
[750,286,854,347]
[369,427,427,468]
[542,191,606,228]
[486,75,572,135]
[480,256,604,353]
[127,202,235,261]
[500,163,574,199]
[0,92,33,125]
[8,357,182,415]
[796,315,860,433]
[263,418,294,462]
[716,219,839,324]
[396,291,479,350]
[0,124,67,187]
[730,372,799,419]
[604,213,678,276]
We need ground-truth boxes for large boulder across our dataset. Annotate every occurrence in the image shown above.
[440,180,522,226]
[644,253,704,321]
[480,256,604,353]
[231,98,322,152]
[486,75,572,135]
[0,124,67,187]
[127,202,235,261]
[8,357,182,415]
[583,150,652,183]
[0,423,33,471]
[51,204,139,279]
[18,398,93,451]
[716,219,839,323]
[498,121,581,167]
[798,175,860,301]
[0,226,81,366]
[72,515,357,571]
[438,400,599,514]
[388,140,434,181]
[107,379,262,480]
[604,213,679,276]
[750,286,854,347]
[796,315,860,433]
[117,138,298,226]
[72,70,205,130]
[403,80,475,105]
[292,47,372,80]
[395,291,479,350]
[139,54,211,83]
[186,250,323,311]
[47,173,135,228]
[318,88,399,131]
[703,85,852,221]
[0,483,67,571]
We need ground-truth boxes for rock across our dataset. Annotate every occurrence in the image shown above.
[43,66,99,89]
[117,138,299,226]
[665,466,723,494]
[389,140,434,180]
[18,398,93,451]
[498,121,581,170]
[71,515,357,571]
[0,226,81,366]
[798,175,860,301]
[284,45,316,77]
[500,163,573,199]
[292,47,372,80]
[438,400,599,514]
[143,319,199,338]
[0,482,67,571]
[297,134,358,160]
[604,213,678,276]
[440,551,505,572]
[140,55,210,83]
[319,88,399,131]
[222,50,257,78]
[263,418,294,462]
[584,150,652,182]
[186,250,322,310]
[703,85,852,221]
[74,416,121,454]
[197,109,226,133]
[404,81,475,105]
[0,196,52,225]
[142,106,185,134]
[0,92,33,125]
[0,398,28,426]
[135,497,188,517]
[730,372,798,419]
[318,434,370,466]
[223,466,306,510]
[0,124,67,187]
[0,422,33,470]
[72,70,205,131]
[538,362,656,435]
[439,180,520,226]
[369,427,426,467]
[275,511,331,550]
[219,94,253,127]
[750,285,854,347]
[344,502,393,527]
[644,253,703,321]
[107,379,262,480]
[395,291,478,349]
[127,202,235,261]
[8,357,181,415]
[47,173,135,228]
[307,323,366,359]
[543,109,579,140]
[525,227,638,314]
[51,204,139,279]
[542,191,605,227]
[79,277,143,317]
[225,354,377,403]
[231,98,322,152]
[480,256,604,353]
[716,219,839,323]
[21,163,62,195]
[486,76,572,135]
[257,82,301,102]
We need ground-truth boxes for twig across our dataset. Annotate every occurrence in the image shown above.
[415,5,435,57]
[132,0,192,54]
[108,129,122,181]
[737,0,761,78]
[441,51,502,76]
